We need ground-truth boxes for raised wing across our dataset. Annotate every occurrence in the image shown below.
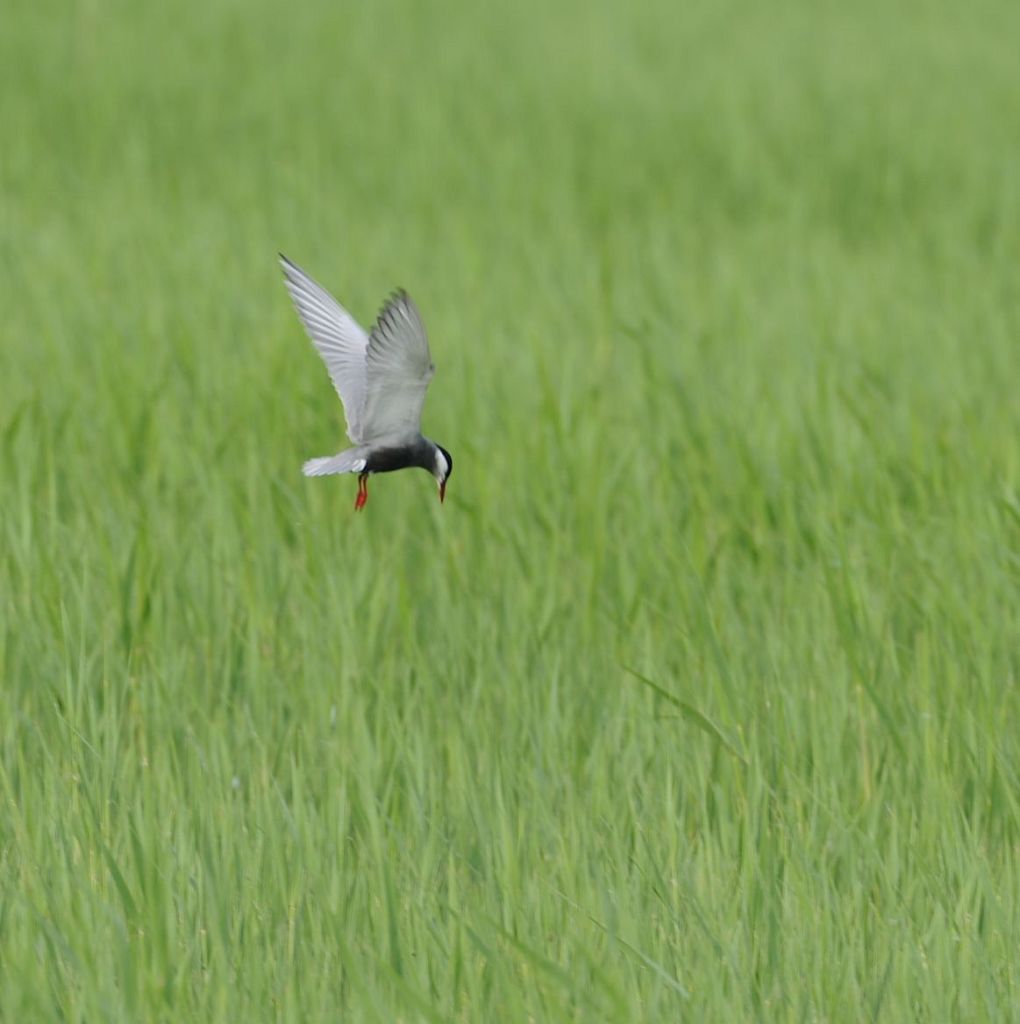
[280,254,369,443]
[360,290,435,443]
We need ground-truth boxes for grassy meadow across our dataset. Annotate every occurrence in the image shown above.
[2,0,1019,1019]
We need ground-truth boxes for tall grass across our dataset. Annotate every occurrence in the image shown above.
[2,0,1018,1019]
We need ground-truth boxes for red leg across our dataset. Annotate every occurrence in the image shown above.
[354,473,369,511]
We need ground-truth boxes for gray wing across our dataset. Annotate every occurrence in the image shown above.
[280,254,369,444]
[360,290,435,443]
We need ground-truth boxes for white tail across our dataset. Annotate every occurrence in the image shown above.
[302,450,367,477]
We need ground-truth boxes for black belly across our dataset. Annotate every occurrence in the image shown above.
[365,445,430,475]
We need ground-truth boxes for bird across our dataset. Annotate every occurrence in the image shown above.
[279,254,452,511]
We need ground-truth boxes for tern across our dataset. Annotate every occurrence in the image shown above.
[280,254,453,511]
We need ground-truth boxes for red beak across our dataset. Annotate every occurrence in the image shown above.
[439,480,446,504]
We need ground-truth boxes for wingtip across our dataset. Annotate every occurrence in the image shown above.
[280,253,304,279]
[377,288,412,323]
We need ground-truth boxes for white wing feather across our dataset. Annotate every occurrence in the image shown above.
[361,290,435,443]
[279,255,370,444]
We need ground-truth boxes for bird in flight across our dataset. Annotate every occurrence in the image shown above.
[280,254,453,511]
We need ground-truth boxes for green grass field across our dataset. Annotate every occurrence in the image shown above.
[2,0,1019,1019]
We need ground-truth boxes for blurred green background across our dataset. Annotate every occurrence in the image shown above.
[2,0,1018,1019]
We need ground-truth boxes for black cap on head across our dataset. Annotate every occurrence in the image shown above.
[436,444,453,481]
